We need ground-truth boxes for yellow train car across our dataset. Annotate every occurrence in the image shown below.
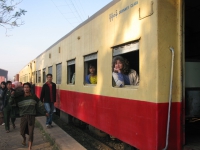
[19,0,200,149]
[19,60,36,83]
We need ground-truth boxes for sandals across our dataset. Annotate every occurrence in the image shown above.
[21,141,26,146]
[13,124,16,129]
[22,137,26,146]
[6,130,10,133]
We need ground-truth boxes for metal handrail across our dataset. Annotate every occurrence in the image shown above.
[163,47,174,150]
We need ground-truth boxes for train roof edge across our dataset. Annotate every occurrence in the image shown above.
[35,0,120,60]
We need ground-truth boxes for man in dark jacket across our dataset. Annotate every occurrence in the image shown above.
[0,81,6,125]
[40,74,56,128]
[3,81,16,132]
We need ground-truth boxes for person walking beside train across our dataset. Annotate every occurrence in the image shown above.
[0,82,6,111]
[40,73,56,128]
[9,82,47,150]
[11,81,24,118]
[3,81,16,132]
[85,63,97,84]
[112,56,139,87]
[0,81,6,125]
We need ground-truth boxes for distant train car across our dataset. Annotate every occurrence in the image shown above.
[19,0,200,149]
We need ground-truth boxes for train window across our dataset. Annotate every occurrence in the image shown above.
[48,66,52,74]
[34,71,36,83]
[38,70,41,83]
[43,68,46,83]
[32,72,34,83]
[67,59,75,84]
[112,42,139,87]
[49,53,51,58]
[84,53,97,85]
[56,63,62,84]
[23,75,26,82]
[36,71,37,83]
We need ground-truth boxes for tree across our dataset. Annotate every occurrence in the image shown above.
[0,0,26,30]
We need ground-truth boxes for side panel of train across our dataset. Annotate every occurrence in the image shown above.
[20,0,183,149]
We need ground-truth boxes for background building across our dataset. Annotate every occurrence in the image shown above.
[0,68,8,82]
[13,74,19,81]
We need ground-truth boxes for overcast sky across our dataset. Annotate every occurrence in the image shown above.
[0,0,112,80]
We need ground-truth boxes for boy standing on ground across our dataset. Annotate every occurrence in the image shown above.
[40,74,56,128]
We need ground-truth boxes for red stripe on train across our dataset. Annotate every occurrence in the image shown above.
[36,86,182,150]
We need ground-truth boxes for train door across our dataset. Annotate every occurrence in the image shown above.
[184,0,200,149]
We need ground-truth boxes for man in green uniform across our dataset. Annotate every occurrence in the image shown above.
[3,81,16,133]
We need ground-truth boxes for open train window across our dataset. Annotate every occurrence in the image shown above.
[67,59,75,84]
[43,68,46,83]
[36,71,37,83]
[38,70,41,83]
[32,72,34,83]
[56,63,62,84]
[34,71,36,83]
[84,53,97,85]
[48,66,53,74]
[112,42,139,88]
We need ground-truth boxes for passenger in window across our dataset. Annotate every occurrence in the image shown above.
[85,63,97,84]
[112,56,139,87]
[71,73,75,84]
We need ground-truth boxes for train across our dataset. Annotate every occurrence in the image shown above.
[18,0,200,149]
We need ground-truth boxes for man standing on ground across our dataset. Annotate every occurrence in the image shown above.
[40,74,56,128]
[0,81,6,125]
[3,81,16,132]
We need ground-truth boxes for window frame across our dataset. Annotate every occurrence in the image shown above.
[43,68,46,83]
[112,42,139,88]
[56,63,62,84]
[84,52,98,85]
[67,59,75,84]
[35,71,37,83]
[38,70,41,83]
[48,66,53,74]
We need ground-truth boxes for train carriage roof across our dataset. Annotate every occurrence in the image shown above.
[36,0,120,59]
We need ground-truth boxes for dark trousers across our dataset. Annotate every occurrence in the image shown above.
[3,105,16,131]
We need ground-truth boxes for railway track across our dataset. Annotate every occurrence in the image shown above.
[53,115,134,150]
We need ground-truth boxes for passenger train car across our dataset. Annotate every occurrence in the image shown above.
[19,0,200,149]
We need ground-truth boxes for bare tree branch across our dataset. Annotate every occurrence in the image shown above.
[0,0,26,31]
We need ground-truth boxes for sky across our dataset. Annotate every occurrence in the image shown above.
[0,0,112,80]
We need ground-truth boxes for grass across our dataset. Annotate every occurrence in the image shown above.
[35,120,60,150]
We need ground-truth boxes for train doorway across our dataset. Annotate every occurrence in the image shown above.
[184,0,200,149]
